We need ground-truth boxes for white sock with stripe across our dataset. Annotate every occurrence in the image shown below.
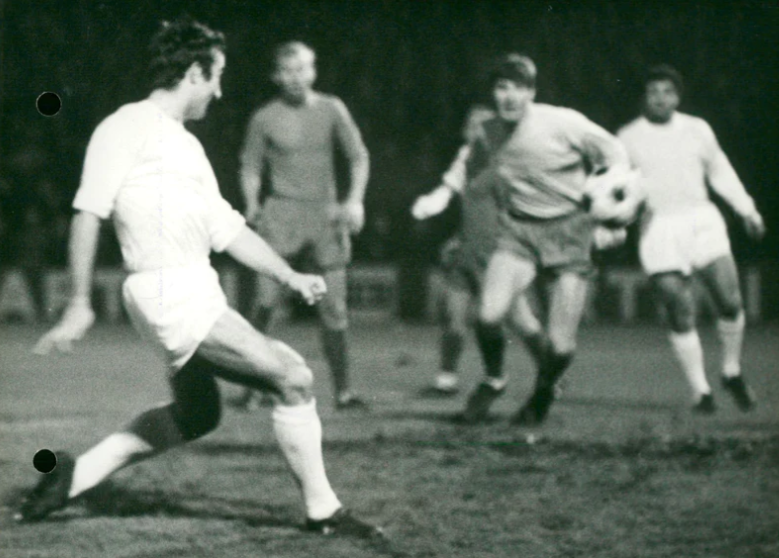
[717,312,745,378]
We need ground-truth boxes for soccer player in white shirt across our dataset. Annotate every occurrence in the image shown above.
[618,65,765,413]
[17,19,383,539]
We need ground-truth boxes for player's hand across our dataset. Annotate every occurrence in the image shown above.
[340,200,365,234]
[287,273,327,305]
[742,210,766,240]
[592,225,627,251]
[411,187,452,220]
[33,299,95,355]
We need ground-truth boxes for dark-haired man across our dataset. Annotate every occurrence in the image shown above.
[618,65,764,414]
[234,42,370,411]
[18,19,383,539]
[462,54,631,425]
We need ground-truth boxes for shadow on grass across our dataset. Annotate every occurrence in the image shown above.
[62,482,294,527]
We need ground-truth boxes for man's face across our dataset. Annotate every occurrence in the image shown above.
[644,79,679,123]
[274,54,316,103]
[493,79,535,122]
[190,49,225,121]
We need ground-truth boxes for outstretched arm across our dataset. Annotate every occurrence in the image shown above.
[33,211,100,354]
[411,144,471,220]
[225,226,326,305]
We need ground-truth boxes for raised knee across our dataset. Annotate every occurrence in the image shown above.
[271,340,314,402]
[548,335,576,356]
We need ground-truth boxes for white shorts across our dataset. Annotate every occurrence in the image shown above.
[123,262,228,372]
[639,204,732,276]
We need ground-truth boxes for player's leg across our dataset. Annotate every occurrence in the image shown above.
[316,267,366,410]
[509,290,549,369]
[697,254,756,410]
[460,251,535,423]
[196,307,364,524]
[653,271,713,412]
[16,355,223,522]
[512,271,589,425]
[429,284,471,395]
[227,272,284,410]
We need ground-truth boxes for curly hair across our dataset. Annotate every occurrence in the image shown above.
[645,64,684,97]
[148,17,226,91]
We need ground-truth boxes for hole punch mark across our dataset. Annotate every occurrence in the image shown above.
[36,92,62,117]
[33,449,57,473]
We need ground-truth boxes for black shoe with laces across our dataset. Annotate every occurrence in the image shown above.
[459,381,506,424]
[692,393,716,415]
[721,376,756,412]
[15,451,76,523]
[305,508,385,539]
[511,386,556,426]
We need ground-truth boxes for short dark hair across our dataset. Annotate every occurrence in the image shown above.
[489,53,537,89]
[645,64,684,96]
[148,17,226,90]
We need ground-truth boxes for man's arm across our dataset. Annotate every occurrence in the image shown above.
[225,226,326,305]
[33,211,100,354]
[700,121,765,239]
[332,99,370,233]
[411,144,471,220]
[239,112,266,221]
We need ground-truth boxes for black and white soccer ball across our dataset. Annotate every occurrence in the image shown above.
[584,168,645,228]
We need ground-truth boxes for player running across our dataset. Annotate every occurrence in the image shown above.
[463,54,633,426]
[17,19,383,540]
[617,65,764,414]
[411,105,548,399]
[232,42,370,411]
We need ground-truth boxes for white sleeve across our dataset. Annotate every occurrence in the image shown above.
[73,111,146,219]
[699,120,756,216]
[441,145,471,193]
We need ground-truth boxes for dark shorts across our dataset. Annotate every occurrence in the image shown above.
[441,238,493,296]
[497,209,594,275]
[255,197,351,270]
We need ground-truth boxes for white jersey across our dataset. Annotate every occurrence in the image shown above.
[73,100,245,273]
[73,100,245,370]
[617,113,756,218]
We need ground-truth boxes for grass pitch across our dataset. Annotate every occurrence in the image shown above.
[1,321,778,557]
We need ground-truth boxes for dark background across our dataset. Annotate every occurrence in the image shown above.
[1,0,777,313]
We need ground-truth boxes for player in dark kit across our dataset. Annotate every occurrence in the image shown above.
[412,106,549,401]
[17,20,383,540]
[233,42,370,411]
[464,54,632,425]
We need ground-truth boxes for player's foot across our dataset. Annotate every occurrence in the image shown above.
[692,393,716,415]
[459,381,506,424]
[419,373,460,398]
[335,393,370,412]
[721,376,756,412]
[306,508,385,540]
[511,386,556,426]
[15,451,75,523]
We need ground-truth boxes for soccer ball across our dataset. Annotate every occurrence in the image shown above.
[584,169,644,227]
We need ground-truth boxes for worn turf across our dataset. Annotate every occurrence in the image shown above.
[1,321,778,557]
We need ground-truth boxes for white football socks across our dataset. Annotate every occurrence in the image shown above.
[717,312,745,378]
[669,330,710,398]
[69,432,154,498]
[272,399,341,521]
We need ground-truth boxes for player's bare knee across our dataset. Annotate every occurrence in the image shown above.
[717,293,743,321]
[548,333,576,356]
[270,340,314,402]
